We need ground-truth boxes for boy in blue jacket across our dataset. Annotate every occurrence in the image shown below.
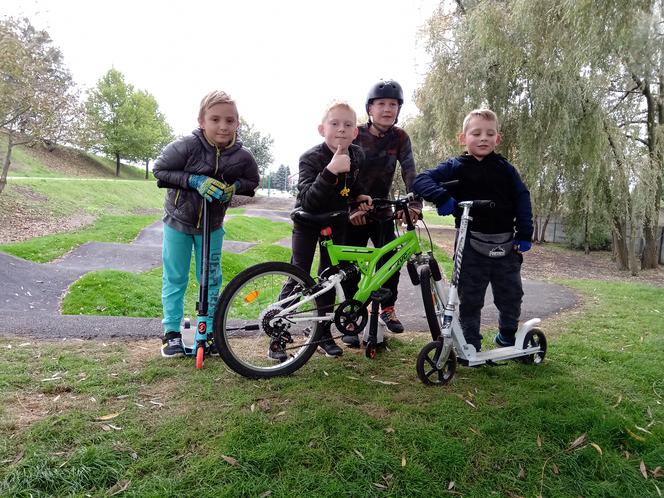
[413,109,533,352]
[153,90,260,357]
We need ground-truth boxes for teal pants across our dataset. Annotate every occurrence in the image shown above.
[161,223,224,334]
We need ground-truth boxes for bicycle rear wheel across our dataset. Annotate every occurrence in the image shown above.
[213,262,323,378]
[419,265,447,340]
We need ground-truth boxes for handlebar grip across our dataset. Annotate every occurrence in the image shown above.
[473,200,495,208]
[157,179,182,189]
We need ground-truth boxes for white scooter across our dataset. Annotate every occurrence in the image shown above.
[416,200,547,386]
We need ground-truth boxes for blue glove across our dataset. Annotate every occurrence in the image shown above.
[188,174,224,201]
[514,240,532,252]
[436,197,457,216]
[219,181,241,204]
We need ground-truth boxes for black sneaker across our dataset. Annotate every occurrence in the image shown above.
[267,340,288,362]
[494,332,516,347]
[318,338,343,357]
[341,334,360,348]
[161,331,185,358]
[379,307,404,334]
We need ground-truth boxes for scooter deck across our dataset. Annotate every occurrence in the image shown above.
[458,345,542,366]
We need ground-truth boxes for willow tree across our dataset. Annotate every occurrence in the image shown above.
[411,0,663,272]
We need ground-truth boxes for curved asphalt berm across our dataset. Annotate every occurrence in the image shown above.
[0,198,578,340]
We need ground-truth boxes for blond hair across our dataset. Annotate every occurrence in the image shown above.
[198,90,238,121]
[462,108,499,132]
[321,100,358,124]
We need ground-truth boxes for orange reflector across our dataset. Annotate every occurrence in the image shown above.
[244,290,260,303]
[321,227,332,237]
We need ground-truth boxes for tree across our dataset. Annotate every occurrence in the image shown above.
[272,164,290,192]
[123,90,173,179]
[238,119,274,174]
[410,0,663,273]
[0,17,81,194]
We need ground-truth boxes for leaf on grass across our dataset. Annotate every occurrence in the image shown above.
[401,455,407,467]
[108,480,131,496]
[536,434,542,448]
[551,463,560,475]
[567,433,587,451]
[354,449,365,460]
[323,370,329,376]
[612,395,622,408]
[385,427,395,433]
[107,424,122,431]
[469,427,481,436]
[517,464,525,480]
[465,399,476,409]
[101,424,112,432]
[250,403,256,412]
[651,466,662,479]
[222,455,239,466]
[625,427,646,442]
[258,491,272,498]
[371,379,399,385]
[276,411,286,417]
[641,460,649,479]
[590,443,603,455]
[655,483,662,497]
[347,376,360,380]
[96,412,122,421]
[373,483,387,490]
[448,481,455,490]
[635,425,653,435]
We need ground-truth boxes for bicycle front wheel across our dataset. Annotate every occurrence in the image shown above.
[213,262,323,378]
[419,265,447,341]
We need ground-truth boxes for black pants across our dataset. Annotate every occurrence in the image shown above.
[344,219,399,309]
[457,243,524,350]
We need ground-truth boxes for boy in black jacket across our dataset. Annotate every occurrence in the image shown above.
[413,109,533,352]
[271,101,369,360]
[153,90,259,357]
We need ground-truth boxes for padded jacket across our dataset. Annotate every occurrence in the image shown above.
[153,129,260,234]
[413,152,533,241]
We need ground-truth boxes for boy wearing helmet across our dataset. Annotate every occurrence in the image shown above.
[342,80,421,346]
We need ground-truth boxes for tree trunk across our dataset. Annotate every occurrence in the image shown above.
[584,211,590,255]
[145,159,149,180]
[115,152,121,177]
[540,215,551,243]
[0,133,14,195]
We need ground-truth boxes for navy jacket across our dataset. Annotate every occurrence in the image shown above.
[413,152,533,241]
[153,129,260,234]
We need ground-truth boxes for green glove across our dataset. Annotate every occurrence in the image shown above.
[219,181,240,204]
[188,174,224,201]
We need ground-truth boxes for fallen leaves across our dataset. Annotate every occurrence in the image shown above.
[221,455,239,466]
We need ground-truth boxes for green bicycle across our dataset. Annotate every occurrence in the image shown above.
[212,193,446,379]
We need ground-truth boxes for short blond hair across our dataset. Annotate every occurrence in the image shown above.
[198,90,238,121]
[462,108,499,132]
[321,100,357,124]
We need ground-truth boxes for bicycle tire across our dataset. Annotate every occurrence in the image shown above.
[419,265,446,341]
[213,262,323,378]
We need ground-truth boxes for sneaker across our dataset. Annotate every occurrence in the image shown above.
[161,331,185,358]
[341,334,360,348]
[379,307,404,334]
[267,340,288,362]
[494,332,516,347]
[318,338,343,357]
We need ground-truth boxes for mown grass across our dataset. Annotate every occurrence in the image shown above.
[0,280,662,497]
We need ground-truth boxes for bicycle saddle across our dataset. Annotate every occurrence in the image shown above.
[290,208,348,229]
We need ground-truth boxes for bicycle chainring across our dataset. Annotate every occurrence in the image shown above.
[334,299,368,334]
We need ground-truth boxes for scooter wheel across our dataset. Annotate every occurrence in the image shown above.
[519,328,546,365]
[416,340,456,386]
[195,344,205,369]
[365,340,377,359]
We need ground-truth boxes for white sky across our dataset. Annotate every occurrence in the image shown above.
[4,0,440,171]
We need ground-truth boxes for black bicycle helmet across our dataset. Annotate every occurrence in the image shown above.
[365,79,404,113]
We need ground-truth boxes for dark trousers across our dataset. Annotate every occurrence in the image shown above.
[457,244,524,350]
[344,220,399,309]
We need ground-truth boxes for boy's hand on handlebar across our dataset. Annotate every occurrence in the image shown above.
[219,181,240,204]
[326,144,351,175]
[188,174,225,201]
[349,194,373,225]
[436,197,457,216]
[397,208,421,224]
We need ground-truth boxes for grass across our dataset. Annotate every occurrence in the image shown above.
[0,279,662,497]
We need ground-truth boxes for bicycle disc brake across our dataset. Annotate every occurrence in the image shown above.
[334,299,368,334]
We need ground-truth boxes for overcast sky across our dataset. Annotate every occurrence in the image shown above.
[4,0,440,171]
